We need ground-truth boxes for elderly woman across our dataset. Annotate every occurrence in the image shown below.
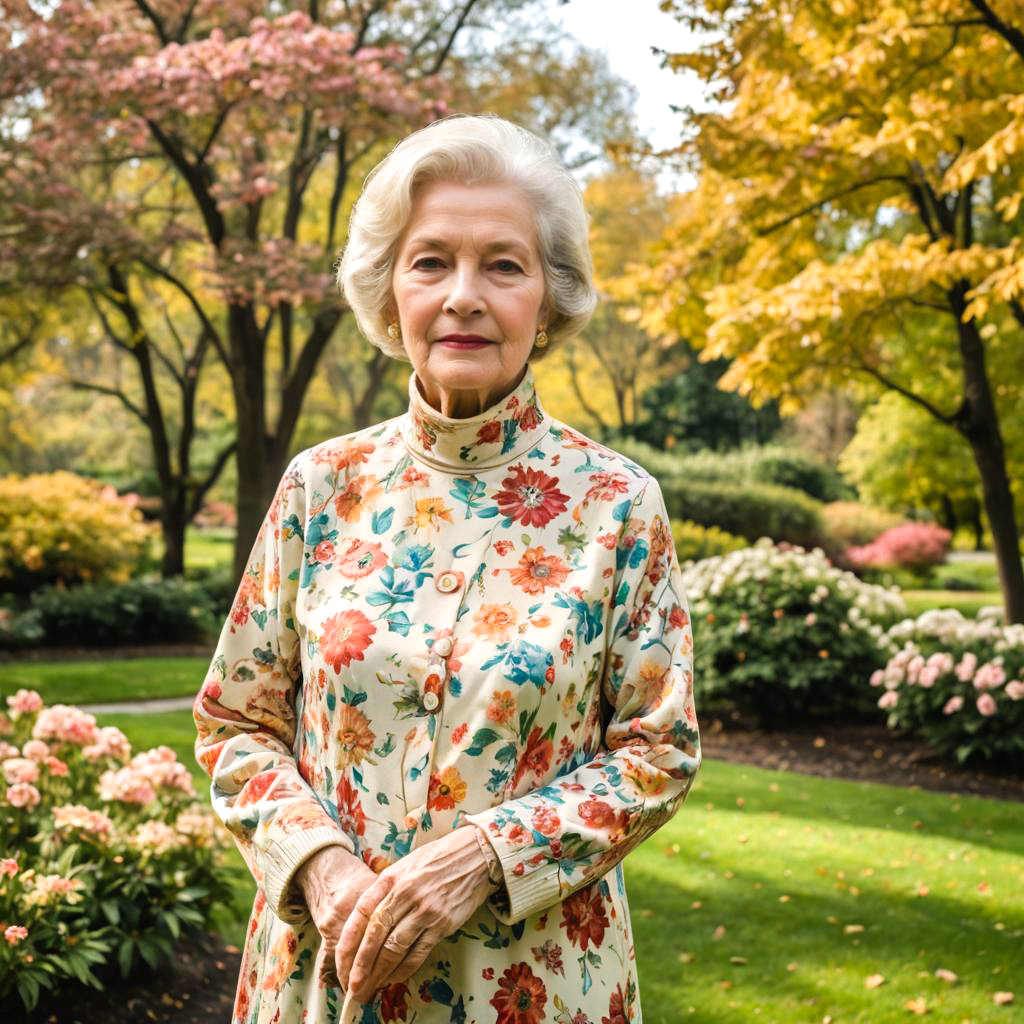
[193,113,700,1024]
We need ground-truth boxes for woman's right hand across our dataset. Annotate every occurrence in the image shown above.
[296,845,380,988]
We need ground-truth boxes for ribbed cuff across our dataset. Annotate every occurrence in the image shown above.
[464,814,562,925]
[261,825,354,925]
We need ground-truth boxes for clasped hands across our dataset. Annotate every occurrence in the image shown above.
[296,825,499,1004]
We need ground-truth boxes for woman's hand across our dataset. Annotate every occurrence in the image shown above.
[296,845,380,987]
[336,825,497,1003]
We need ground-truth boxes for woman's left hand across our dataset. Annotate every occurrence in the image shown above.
[336,825,496,1002]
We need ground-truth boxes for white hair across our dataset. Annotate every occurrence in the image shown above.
[336,113,597,362]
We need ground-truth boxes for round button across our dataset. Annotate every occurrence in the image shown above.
[434,636,454,656]
[422,691,440,711]
[436,571,460,594]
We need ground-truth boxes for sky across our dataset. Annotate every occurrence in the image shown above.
[552,0,714,190]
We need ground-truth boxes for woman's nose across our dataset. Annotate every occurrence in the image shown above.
[442,264,485,317]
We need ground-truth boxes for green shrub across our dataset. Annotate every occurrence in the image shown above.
[873,608,1024,764]
[821,501,905,550]
[660,477,825,547]
[670,519,746,562]
[0,579,219,651]
[0,473,155,596]
[681,539,906,726]
[0,691,233,1014]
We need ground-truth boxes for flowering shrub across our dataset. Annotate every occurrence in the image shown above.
[681,538,906,725]
[871,608,1024,764]
[0,472,155,596]
[0,690,230,1013]
[845,522,951,576]
[670,519,746,562]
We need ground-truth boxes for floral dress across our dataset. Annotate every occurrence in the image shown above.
[193,362,701,1024]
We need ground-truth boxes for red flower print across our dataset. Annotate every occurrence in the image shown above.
[584,472,631,503]
[336,775,366,838]
[493,539,515,556]
[519,403,543,432]
[482,967,495,980]
[319,609,375,671]
[337,538,387,579]
[478,419,502,444]
[511,726,553,790]
[451,722,468,744]
[314,540,335,563]
[561,885,609,951]
[493,465,569,528]
[578,798,618,830]
[669,603,690,630]
[531,938,565,977]
[531,803,561,837]
[601,983,628,1024]
[489,962,547,1024]
[238,771,278,807]
[509,547,570,595]
[379,980,410,1023]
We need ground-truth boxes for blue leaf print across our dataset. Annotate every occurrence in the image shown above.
[372,506,394,534]
[385,610,412,635]
[612,498,633,523]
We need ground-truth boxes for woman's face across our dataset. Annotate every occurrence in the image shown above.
[389,179,549,417]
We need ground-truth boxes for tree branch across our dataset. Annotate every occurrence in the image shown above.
[67,379,149,425]
[187,439,238,521]
[966,0,1024,61]
[758,175,911,235]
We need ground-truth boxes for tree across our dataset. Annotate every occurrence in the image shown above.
[629,0,1024,622]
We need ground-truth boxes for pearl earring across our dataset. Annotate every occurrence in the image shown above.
[534,328,548,348]
[387,321,401,342]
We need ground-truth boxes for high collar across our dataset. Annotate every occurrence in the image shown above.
[401,363,550,472]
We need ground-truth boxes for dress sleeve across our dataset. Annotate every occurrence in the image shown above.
[192,452,353,925]
[464,475,701,925]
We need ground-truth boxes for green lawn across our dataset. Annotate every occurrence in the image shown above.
[901,589,1003,618]
[101,711,1022,1020]
[0,656,210,706]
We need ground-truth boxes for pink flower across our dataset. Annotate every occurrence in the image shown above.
[976,693,997,716]
[32,705,98,746]
[869,669,884,687]
[2,757,40,785]
[972,662,1006,690]
[44,755,69,776]
[1005,680,1024,700]
[52,804,113,836]
[943,696,964,714]
[955,653,977,682]
[3,925,27,945]
[0,858,18,876]
[6,782,41,809]
[0,742,19,759]
[878,691,899,709]
[7,689,43,714]
[917,667,939,688]
[314,539,335,563]
[21,740,49,762]
[83,726,132,763]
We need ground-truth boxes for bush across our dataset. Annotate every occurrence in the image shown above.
[0,690,232,1014]
[847,522,952,577]
[671,519,746,562]
[821,501,905,550]
[681,538,906,726]
[0,579,220,651]
[0,473,155,596]
[660,477,825,548]
[872,608,1024,764]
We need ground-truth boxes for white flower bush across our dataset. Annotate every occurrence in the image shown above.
[871,608,1024,763]
[0,690,232,1014]
[679,538,906,725]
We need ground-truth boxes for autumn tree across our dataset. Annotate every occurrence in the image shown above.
[631,0,1024,622]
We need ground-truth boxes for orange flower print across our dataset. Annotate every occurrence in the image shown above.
[492,464,569,528]
[562,885,609,951]
[669,603,690,630]
[490,962,547,1024]
[408,496,455,531]
[336,704,376,768]
[401,465,430,487]
[427,764,467,810]
[511,726,553,790]
[635,661,669,704]
[493,539,515,556]
[509,547,570,595]
[531,802,561,837]
[336,538,388,579]
[310,437,375,472]
[334,475,383,522]
[238,770,278,807]
[584,471,631,503]
[319,609,376,671]
[336,775,366,838]
[262,929,299,991]
[473,603,519,642]
[487,690,517,725]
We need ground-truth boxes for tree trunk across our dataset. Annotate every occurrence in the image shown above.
[159,497,187,578]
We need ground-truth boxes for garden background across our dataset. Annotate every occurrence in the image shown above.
[1,1,1022,1022]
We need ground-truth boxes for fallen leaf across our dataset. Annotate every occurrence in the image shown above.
[935,969,958,984]
[994,992,1014,1006]
[978,882,991,894]
[712,925,726,940]
[224,944,240,954]
[691,900,702,909]
[678,952,696,964]
[779,894,790,903]
[786,962,799,972]
[717,979,733,990]
[866,974,886,989]
[916,884,929,896]
[813,737,826,748]
[738,835,749,844]
[905,996,928,1015]
[641,909,654,918]
[736,797,745,807]
[844,924,864,934]
[729,956,747,965]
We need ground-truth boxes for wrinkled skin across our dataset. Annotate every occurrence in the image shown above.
[299,825,496,1003]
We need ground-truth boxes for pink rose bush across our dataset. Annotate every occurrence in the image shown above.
[846,521,952,577]
[0,691,231,1013]
[869,608,1024,763]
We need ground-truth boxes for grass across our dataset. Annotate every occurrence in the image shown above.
[97,710,1022,1020]
[0,657,210,706]
[627,760,1023,1024]
[901,590,1002,618]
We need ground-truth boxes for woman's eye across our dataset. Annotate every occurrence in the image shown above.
[413,257,444,270]
[493,260,522,273]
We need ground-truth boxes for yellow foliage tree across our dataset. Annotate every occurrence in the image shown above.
[625,0,1024,622]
